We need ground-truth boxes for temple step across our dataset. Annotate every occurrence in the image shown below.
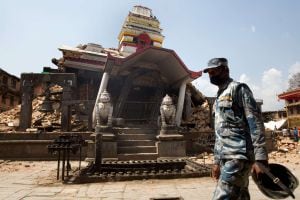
[118,146,157,154]
[117,153,158,161]
[118,140,156,147]
[117,133,156,140]
[115,127,158,160]
[114,127,158,135]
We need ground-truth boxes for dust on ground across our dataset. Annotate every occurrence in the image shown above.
[193,146,300,170]
[0,160,85,186]
[0,149,299,186]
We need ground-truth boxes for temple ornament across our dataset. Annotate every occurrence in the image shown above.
[95,90,113,127]
[160,94,176,127]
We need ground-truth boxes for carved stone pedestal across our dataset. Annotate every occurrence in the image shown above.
[159,125,178,135]
[157,126,186,158]
[86,126,117,162]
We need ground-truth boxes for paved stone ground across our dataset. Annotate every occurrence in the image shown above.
[0,158,299,200]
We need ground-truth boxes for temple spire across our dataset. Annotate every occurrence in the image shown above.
[118,5,164,56]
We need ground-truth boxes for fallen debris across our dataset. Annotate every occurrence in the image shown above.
[182,100,213,132]
[0,85,88,132]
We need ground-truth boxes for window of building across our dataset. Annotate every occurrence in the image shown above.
[2,76,8,85]
[11,79,17,89]
[10,96,14,106]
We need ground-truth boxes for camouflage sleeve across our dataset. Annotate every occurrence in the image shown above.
[212,102,221,165]
[213,139,221,165]
[238,85,268,161]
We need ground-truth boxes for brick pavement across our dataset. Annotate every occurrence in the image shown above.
[0,161,299,200]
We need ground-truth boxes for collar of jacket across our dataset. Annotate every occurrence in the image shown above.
[217,78,233,97]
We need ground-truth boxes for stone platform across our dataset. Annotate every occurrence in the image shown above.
[67,159,211,184]
[1,159,299,199]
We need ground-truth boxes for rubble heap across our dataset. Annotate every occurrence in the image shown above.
[180,83,213,132]
[0,85,60,132]
[182,100,213,132]
[0,105,21,132]
[0,82,213,133]
[0,85,87,132]
[275,135,300,154]
[268,136,300,166]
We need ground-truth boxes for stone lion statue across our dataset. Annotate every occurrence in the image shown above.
[160,94,176,127]
[95,90,113,127]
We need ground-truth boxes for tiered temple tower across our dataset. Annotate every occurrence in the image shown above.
[118,5,164,56]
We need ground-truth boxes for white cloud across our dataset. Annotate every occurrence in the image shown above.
[239,73,250,83]
[239,68,286,111]
[192,76,217,97]
[251,25,256,33]
[262,68,282,85]
[193,62,300,111]
[288,62,300,78]
[193,68,286,111]
[259,68,285,111]
[238,74,261,94]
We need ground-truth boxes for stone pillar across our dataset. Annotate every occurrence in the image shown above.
[61,86,72,131]
[157,92,186,158]
[19,80,33,131]
[175,81,187,126]
[157,133,186,158]
[94,130,102,169]
[101,130,117,159]
[158,104,186,158]
[87,101,94,131]
[86,126,117,162]
[93,72,110,124]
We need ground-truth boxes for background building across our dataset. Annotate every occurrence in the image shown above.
[278,88,300,128]
[0,68,20,112]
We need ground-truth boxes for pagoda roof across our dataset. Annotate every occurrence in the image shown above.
[278,88,300,100]
[58,45,202,86]
[106,46,202,86]
[58,45,123,72]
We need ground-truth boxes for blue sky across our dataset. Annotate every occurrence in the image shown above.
[1,0,300,111]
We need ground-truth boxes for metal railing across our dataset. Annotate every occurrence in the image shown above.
[47,134,86,181]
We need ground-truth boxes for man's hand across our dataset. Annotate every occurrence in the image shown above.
[211,164,220,181]
[251,160,268,179]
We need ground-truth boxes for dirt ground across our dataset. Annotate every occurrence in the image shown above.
[208,151,299,165]
[0,147,299,184]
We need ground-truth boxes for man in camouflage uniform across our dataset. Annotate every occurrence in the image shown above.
[203,58,268,200]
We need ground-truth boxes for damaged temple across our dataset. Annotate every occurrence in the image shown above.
[0,6,217,182]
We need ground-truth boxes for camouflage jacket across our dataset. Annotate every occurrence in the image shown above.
[213,79,268,164]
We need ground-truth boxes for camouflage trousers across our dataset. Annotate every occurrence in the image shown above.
[212,159,252,200]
